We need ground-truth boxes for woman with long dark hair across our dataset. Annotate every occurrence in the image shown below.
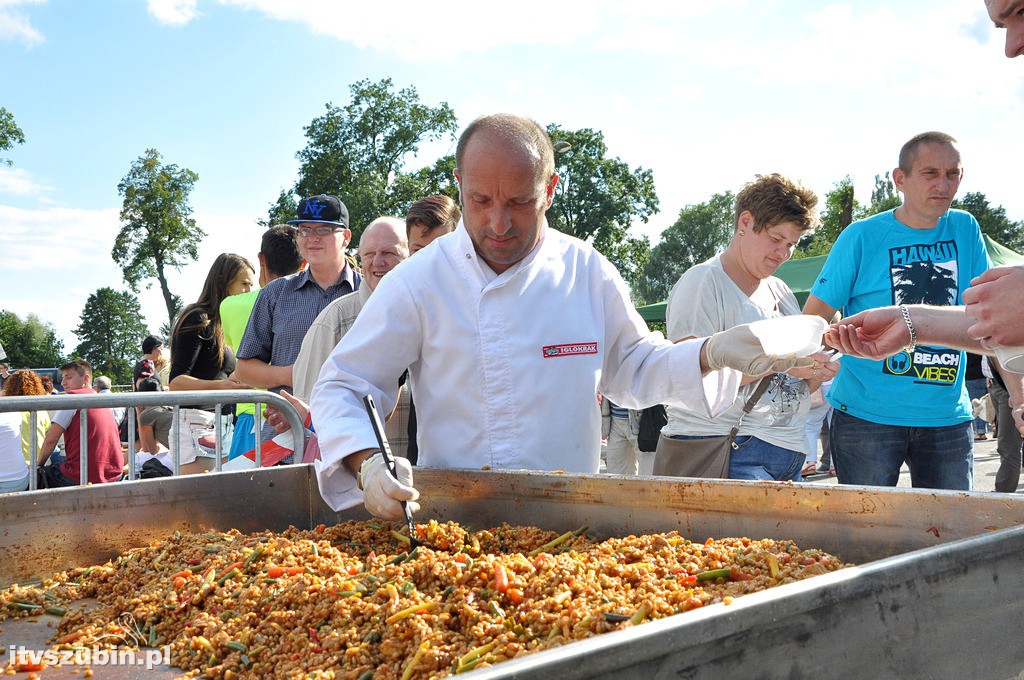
[169,253,255,464]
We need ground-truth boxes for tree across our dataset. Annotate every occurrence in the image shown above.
[795,177,858,259]
[0,310,64,367]
[113,148,203,331]
[634,192,734,304]
[260,190,299,228]
[288,78,458,238]
[953,192,1024,252]
[0,106,25,167]
[73,288,148,385]
[545,126,659,285]
[388,155,459,212]
[863,172,900,216]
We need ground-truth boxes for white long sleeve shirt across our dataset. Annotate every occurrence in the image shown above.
[310,222,740,511]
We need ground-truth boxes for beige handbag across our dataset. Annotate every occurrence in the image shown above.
[652,376,772,478]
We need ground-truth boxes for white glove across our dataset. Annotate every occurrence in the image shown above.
[358,452,420,520]
[704,324,816,376]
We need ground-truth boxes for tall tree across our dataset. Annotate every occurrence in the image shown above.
[546,126,659,285]
[953,192,1024,252]
[0,310,64,367]
[260,190,299,228]
[289,78,458,238]
[795,177,858,258]
[73,288,148,385]
[635,192,734,304]
[113,148,203,330]
[863,172,900,216]
[388,155,459,212]
[0,106,25,167]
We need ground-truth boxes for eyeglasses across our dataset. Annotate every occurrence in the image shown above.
[296,225,341,238]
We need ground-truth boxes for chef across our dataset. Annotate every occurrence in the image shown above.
[310,113,817,518]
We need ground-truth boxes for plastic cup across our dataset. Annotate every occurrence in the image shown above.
[748,316,829,357]
[994,345,1024,374]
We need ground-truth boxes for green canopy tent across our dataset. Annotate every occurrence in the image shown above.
[635,234,1024,324]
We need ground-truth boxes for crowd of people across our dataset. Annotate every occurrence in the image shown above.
[0,0,1021,507]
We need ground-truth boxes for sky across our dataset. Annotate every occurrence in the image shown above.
[0,0,1021,355]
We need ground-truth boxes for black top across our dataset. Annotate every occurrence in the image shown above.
[965,352,986,382]
[170,309,236,410]
[133,358,159,390]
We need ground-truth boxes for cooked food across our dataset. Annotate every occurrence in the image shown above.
[0,520,850,678]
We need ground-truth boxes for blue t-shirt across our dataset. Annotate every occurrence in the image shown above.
[811,208,990,426]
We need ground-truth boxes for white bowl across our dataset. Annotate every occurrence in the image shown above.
[747,315,828,357]
[995,345,1024,374]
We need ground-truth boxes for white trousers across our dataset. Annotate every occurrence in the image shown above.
[174,408,215,466]
[605,417,639,475]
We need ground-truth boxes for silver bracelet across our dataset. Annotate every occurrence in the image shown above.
[899,305,916,352]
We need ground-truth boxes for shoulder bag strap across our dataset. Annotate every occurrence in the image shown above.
[727,375,774,442]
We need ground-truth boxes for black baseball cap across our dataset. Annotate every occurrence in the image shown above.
[287,194,349,228]
[142,335,163,354]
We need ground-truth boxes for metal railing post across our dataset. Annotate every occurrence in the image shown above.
[28,411,38,491]
[214,404,223,472]
[127,409,137,481]
[171,405,181,477]
[78,409,88,486]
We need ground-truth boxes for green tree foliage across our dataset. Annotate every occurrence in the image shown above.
[634,192,734,304]
[389,155,459,212]
[113,148,203,331]
[289,78,458,238]
[795,177,857,259]
[0,310,65,368]
[73,288,148,385]
[260,190,299,228]
[546,126,659,285]
[0,106,25,167]
[864,172,900,216]
[953,192,1024,252]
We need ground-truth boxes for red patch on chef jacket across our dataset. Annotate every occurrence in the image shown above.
[542,342,599,358]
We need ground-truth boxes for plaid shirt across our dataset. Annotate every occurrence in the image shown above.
[237,266,361,383]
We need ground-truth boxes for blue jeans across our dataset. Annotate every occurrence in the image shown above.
[966,378,989,435]
[728,435,805,482]
[829,409,973,490]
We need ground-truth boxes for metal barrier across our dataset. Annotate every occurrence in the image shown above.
[0,390,305,491]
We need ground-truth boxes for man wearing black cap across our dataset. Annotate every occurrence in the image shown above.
[134,335,164,390]
[235,195,362,396]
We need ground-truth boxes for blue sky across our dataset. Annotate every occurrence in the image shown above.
[0,0,1021,353]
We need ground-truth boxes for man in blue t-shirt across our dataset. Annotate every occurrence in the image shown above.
[804,131,989,491]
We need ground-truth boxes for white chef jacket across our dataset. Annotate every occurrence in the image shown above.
[310,222,741,511]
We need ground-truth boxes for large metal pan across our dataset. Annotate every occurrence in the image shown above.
[2,467,1022,679]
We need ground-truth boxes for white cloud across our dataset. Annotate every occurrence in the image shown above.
[0,204,120,271]
[220,0,603,59]
[0,166,52,196]
[0,0,44,46]
[213,0,755,61]
[147,0,200,26]
[0,202,264,350]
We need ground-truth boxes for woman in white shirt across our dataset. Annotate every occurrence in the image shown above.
[656,174,838,482]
